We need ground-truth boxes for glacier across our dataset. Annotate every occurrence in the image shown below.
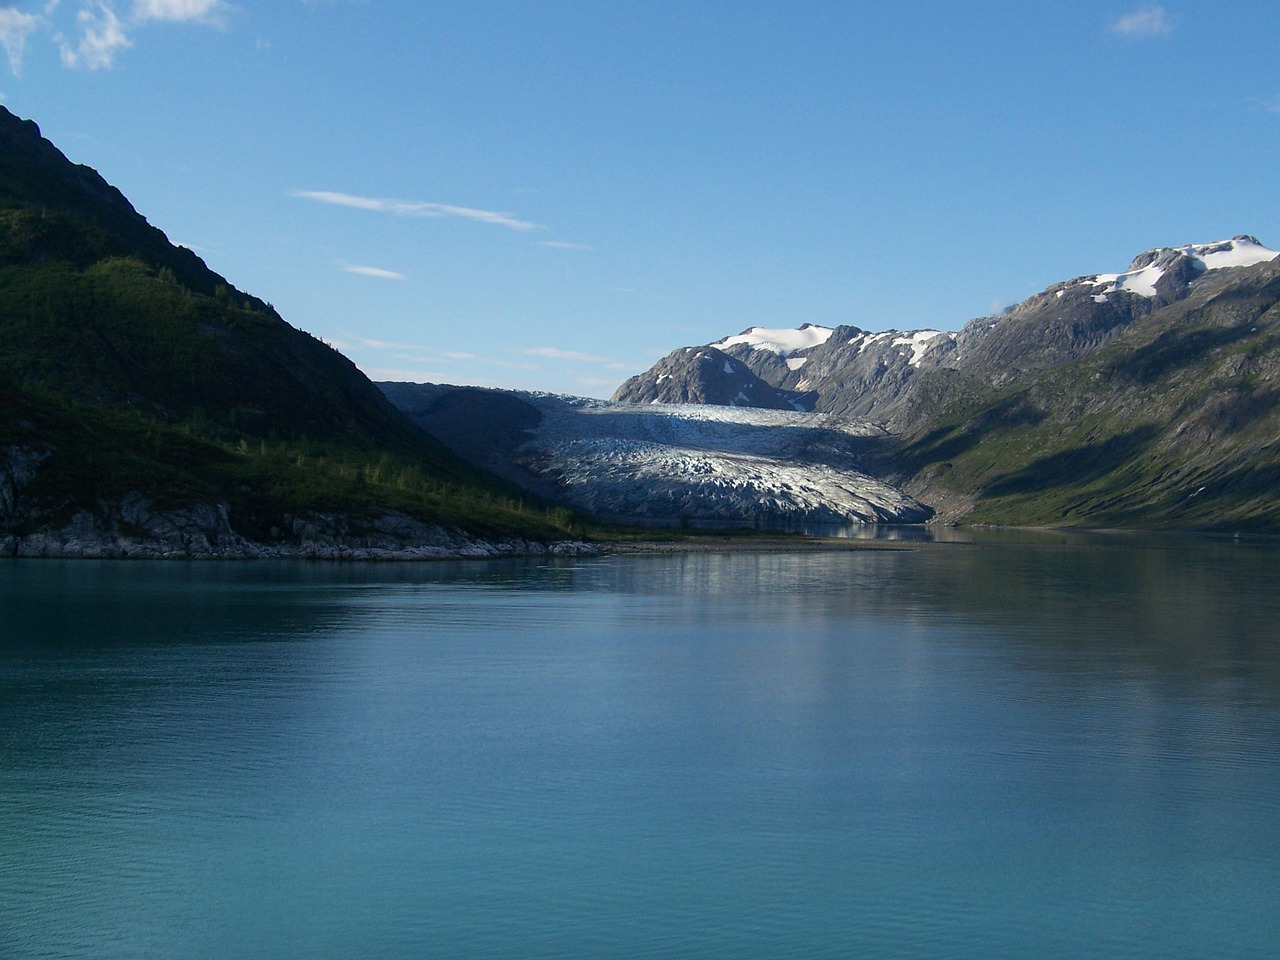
[515,395,931,527]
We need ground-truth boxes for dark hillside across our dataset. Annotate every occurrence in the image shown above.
[0,107,421,447]
[0,108,264,308]
[0,107,577,553]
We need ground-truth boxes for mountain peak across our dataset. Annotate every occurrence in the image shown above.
[0,105,144,226]
[1070,236,1278,301]
[1126,235,1275,272]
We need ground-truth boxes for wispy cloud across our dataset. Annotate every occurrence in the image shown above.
[1111,5,1174,38]
[133,0,228,25]
[1264,95,1280,115]
[435,352,535,370]
[349,336,637,392]
[524,346,613,363]
[523,346,632,370]
[59,3,132,69]
[340,263,406,281]
[540,240,594,251]
[0,8,39,75]
[354,336,429,352]
[294,189,541,232]
[11,0,231,73]
[350,337,538,371]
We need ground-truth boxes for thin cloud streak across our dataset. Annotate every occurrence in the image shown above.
[523,346,632,370]
[352,337,538,372]
[1111,5,1173,38]
[294,189,541,231]
[540,240,594,251]
[524,346,614,363]
[355,336,429,352]
[340,263,406,280]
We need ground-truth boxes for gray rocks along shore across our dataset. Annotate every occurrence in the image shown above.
[1,493,597,561]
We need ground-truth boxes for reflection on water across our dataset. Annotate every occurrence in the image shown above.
[1,535,1278,960]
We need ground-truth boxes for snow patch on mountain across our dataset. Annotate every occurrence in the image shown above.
[714,323,835,355]
[1093,262,1165,298]
[1194,236,1278,270]
[849,331,894,351]
[892,330,954,366]
[1083,236,1276,300]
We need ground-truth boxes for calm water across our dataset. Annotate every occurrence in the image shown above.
[1,533,1278,959]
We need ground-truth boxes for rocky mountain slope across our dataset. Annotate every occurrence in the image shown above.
[381,238,1280,533]
[611,238,1280,530]
[615,238,1278,428]
[886,253,1280,529]
[0,107,580,556]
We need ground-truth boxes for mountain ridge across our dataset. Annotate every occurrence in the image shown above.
[615,235,1278,424]
[405,235,1280,532]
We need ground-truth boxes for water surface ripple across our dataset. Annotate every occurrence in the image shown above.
[2,534,1278,959]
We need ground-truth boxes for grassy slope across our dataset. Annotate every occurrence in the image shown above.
[892,262,1280,531]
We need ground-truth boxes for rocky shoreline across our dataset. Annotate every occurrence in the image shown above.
[1,493,598,561]
[2,532,600,561]
[1,490,926,563]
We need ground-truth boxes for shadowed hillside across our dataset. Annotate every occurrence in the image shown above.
[0,107,579,555]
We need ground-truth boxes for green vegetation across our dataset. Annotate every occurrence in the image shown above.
[1,374,579,542]
[891,286,1280,531]
[8,104,1279,541]
[0,210,409,445]
[0,108,582,548]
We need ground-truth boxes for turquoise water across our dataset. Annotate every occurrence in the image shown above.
[2,534,1278,958]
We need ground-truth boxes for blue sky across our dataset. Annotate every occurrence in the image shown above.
[3,2,1278,397]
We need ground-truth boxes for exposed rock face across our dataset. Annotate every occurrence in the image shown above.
[613,324,969,425]
[1,444,48,525]
[613,237,1280,433]
[3,496,597,560]
[611,346,812,411]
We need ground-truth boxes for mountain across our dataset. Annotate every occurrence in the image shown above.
[612,237,1280,530]
[615,238,1276,424]
[0,107,580,556]
[0,107,420,446]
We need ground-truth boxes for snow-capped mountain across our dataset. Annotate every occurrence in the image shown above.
[382,235,1280,532]
[1071,236,1277,302]
[614,236,1279,428]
